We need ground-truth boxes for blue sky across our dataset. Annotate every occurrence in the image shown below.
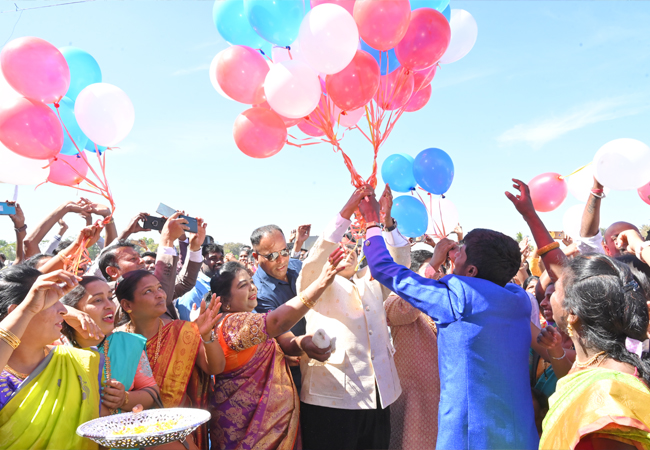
[1,1,649,248]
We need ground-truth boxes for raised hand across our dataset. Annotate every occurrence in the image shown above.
[189,217,207,252]
[296,224,311,246]
[63,307,105,340]
[537,325,562,350]
[614,229,644,254]
[505,178,536,219]
[124,212,151,236]
[340,184,375,220]
[561,235,574,247]
[430,238,458,272]
[379,184,394,228]
[316,247,347,288]
[22,270,80,316]
[289,229,297,243]
[195,295,223,341]
[160,211,189,247]
[7,201,25,229]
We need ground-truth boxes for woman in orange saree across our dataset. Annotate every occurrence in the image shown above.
[116,270,226,450]
[209,248,345,450]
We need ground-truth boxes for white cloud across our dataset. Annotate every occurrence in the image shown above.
[171,64,210,76]
[497,96,649,149]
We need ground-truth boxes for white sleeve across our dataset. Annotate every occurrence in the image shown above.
[322,213,352,244]
[574,231,605,255]
[44,235,62,255]
[383,228,409,248]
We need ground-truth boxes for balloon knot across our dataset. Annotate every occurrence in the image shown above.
[441,194,446,199]
[54,103,60,108]
[286,46,291,50]
[75,154,81,158]
[341,111,348,116]
[258,48,266,56]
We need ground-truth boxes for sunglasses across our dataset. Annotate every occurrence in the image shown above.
[257,248,290,262]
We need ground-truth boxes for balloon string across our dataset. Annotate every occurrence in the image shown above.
[559,162,591,180]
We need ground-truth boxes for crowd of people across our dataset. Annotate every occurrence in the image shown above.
[0,175,649,450]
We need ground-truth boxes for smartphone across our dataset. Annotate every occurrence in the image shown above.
[156,203,177,218]
[0,202,16,215]
[143,215,166,231]
[549,231,565,240]
[181,215,198,233]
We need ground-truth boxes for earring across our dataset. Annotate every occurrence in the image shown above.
[224,304,231,311]
[566,323,574,337]
[126,309,132,314]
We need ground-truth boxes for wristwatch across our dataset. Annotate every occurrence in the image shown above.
[365,221,383,230]
[385,219,397,232]
[14,224,27,233]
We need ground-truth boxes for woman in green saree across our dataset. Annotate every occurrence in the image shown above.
[539,254,650,450]
[0,265,105,450]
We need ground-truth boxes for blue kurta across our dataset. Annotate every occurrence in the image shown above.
[364,236,539,450]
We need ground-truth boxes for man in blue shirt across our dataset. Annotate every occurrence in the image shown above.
[358,186,539,450]
[175,243,224,321]
[251,224,310,392]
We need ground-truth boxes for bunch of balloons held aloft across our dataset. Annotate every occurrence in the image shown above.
[211,0,478,186]
[0,36,134,211]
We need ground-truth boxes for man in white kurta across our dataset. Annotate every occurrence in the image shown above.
[297,187,410,450]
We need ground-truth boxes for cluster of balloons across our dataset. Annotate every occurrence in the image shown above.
[209,0,478,159]
[527,138,650,213]
[0,37,134,186]
[381,147,455,237]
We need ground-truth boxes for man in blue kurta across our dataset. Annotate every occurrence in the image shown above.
[359,186,539,450]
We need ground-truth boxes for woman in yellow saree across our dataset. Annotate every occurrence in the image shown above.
[539,254,650,450]
[0,265,103,450]
[116,269,226,450]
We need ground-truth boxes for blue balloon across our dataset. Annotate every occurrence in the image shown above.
[85,140,107,154]
[413,148,454,195]
[360,39,400,76]
[442,5,451,21]
[244,0,305,47]
[381,154,417,193]
[59,47,102,102]
[392,195,429,238]
[410,0,450,12]
[213,0,272,55]
[48,97,88,155]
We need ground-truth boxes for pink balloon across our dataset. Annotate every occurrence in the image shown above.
[332,105,365,128]
[0,37,70,103]
[298,119,326,137]
[311,0,355,15]
[48,153,89,186]
[233,108,287,158]
[395,8,451,70]
[528,172,568,212]
[255,101,302,127]
[413,65,437,92]
[638,182,650,206]
[353,0,411,51]
[326,50,380,112]
[0,97,63,160]
[404,84,432,112]
[216,46,269,104]
[374,68,414,111]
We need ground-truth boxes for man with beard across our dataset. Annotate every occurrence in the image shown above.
[175,242,224,321]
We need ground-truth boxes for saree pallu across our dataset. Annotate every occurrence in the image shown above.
[147,320,209,448]
[0,346,101,450]
[105,331,146,391]
[210,338,300,450]
[540,368,650,450]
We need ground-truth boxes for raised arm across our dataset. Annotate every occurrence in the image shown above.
[38,223,104,274]
[506,179,568,282]
[580,177,604,238]
[173,218,206,298]
[7,202,26,265]
[23,200,91,257]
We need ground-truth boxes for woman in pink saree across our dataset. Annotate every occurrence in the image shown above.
[209,248,345,450]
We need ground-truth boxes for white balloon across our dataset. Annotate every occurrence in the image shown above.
[264,60,321,119]
[562,204,585,240]
[427,197,459,236]
[272,38,304,64]
[593,138,650,190]
[209,51,234,101]
[0,142,49,185]
[567,164,610,202]
[75,83,135,147]
[439,9,478,65]
[298,4,359,75]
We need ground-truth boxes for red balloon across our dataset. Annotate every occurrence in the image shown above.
[404,84,431,112]
[0,97,63,160]
[48,153,88,186]
[255,101,302,127]
[326,50,380,111]
[216,46,269,104]
[413,65,437,92]
[374,68,414,111]
[638,182,650,206]
[233,108,287,158]
[0,37,70,103]
[395,8,451,70]
[311,0,356,15]
[528,172,568,212]
[298,119,326,137]
[353,0,411,51]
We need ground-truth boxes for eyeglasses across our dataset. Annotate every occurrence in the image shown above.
[257,248,290,262]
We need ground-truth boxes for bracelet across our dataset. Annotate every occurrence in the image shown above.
[201,329,216,344]
[550,348,566,360]
[0,328,21,349]
[365,221,383,230]
[122,390,130,408]
[299,293,318,309]
[385,220,397,232]
[537,241,560,256]
[590,190,606,199]
[14,224,27,233]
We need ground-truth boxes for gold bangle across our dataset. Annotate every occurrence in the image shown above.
[537,241,560,256]
[0,328,21,349]
[299,293,318,309]
[122,390,129,409]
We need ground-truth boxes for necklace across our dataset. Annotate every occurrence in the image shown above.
[100,338,111,383]
[574,350,607,369]
[4,348,49,380]
[149,319,164,368]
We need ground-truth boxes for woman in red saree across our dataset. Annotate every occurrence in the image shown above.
[116,270,226,450]
[209,247,345,450]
